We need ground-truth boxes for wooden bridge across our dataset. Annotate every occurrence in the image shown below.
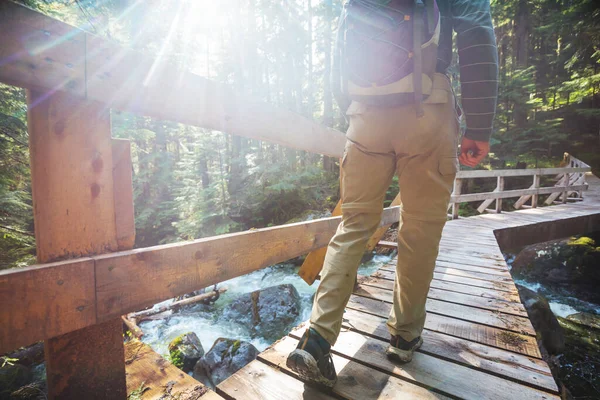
[1,2,599,399]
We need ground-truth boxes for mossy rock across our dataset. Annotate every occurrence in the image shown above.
[192,338,258,388]
[168,332,204,372]
[512,236,600,303]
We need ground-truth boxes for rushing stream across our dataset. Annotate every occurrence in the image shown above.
[140,254,394,357]
[504,232,600,398]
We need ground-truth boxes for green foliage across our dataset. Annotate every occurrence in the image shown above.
[0,84,35,270]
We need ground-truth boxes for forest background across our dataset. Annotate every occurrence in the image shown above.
[1,0,600,269]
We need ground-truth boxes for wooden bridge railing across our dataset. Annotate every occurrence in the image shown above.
[449,153,591,219]
[0,2,592,398]
[0,2,375,398]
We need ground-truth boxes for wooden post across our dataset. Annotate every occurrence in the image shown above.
[562,172,568,203]
[452,178,462,219]
[27,90,127,399]
[532,174,540,208]
[495,176,504,213]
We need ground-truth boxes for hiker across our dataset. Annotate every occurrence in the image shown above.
[287,0,498,387]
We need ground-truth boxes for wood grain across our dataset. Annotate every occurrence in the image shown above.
[259,336,450,400]
[27,89,126,399]
[94,206,400,321]
[217,360,336,400]
[0,258,95,354]
[125,340,220,399]
[348,293,536,336]
[354,282,527,316]
[27,90,119,262]
[288,327,558,399]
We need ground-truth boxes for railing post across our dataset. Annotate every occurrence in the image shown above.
[532,174,540,208]
[562,172,569,203]
[495,176,504,213]
[452,178,462,219]
[27,90,127,399]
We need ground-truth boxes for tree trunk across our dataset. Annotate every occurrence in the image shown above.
[513,0,530,129]
[322,0,336,172]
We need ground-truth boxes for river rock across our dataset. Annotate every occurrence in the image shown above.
[168,332,205,372]
[512,236,600,303]
[566,312,600,330]
[193,338,258,388]
[223,284,301,341]
[517,285,565,354]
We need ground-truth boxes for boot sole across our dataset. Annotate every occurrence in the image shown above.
[386,337,423,363]
[286,349,336,388]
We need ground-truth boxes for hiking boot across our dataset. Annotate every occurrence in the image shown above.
[286,328,337,387]
[386,335,423,363]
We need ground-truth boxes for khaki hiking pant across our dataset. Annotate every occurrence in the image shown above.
[310,73,460,344]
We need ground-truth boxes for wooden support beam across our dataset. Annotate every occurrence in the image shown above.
[456,166,589,178]
[27,89,126,399]
[94,205,400,321]
[0,205,400,352]
[0,1,345,158]
[532,174,540,208]
[562,172,569,204]
[495,176,504,213]
[452,183,587,204]
[452,178,462,219]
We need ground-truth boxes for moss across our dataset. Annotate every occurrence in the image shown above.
[168,349,184,369]
[127,382,148,400]
[231,340,241,356]
[168,334,186,369]
[568,236,596,247]
[497,331,527,348]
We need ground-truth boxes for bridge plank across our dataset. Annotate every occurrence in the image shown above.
[369,269,518,293]
[355,283,527,316]
[125,340,220,399]
[342,305,542,359]
[259,336,451,400]
[361,275,523,303]
[217,360,336,400]
[348,294,536,336]
[378,265,514,285]
[286,328,556,399]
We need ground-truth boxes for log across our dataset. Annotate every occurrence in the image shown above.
[129,288,227,320]
[121,316,143,339]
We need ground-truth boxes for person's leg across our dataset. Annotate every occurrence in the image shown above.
[387,97,459,354]
[311,139,396,344]
[287,104,396,386]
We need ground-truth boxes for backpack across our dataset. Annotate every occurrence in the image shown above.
[337,0,440,116]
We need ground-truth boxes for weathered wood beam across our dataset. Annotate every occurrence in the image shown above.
[27,89,127,399]
[0,206,400,354]
[0,1,346,158]
[456,166,590,179]
[451,184,588,204]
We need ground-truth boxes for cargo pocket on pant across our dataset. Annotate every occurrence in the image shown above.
[438,157,459,177]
